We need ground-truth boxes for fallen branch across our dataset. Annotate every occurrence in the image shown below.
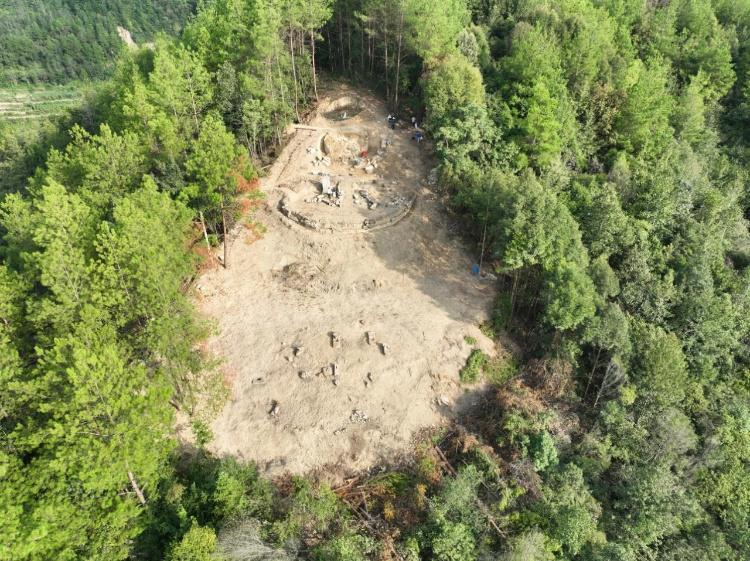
[434,445,457,477]
[128,471,147,506]
[332,476,360,495]
[293,125,331,131]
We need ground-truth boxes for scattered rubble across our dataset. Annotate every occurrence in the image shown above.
[366,331,375,345]
[428,167,439,186]
[313,155,332,167]
[331,332,341,348]
[305,176,344,207]
[270,401,280,416]
[381,343,390,355]
[358,190,379,210]
[299,371,309,379]
[350,410,369,423]
[386,195,408,208]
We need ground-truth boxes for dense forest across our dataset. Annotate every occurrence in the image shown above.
[0,0,196,85]
[1,0,750,560]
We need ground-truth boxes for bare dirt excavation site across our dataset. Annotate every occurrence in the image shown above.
[194,85,497,477]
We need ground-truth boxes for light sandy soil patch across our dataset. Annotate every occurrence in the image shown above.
[192,84,497,477]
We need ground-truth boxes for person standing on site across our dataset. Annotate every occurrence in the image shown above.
[411,116,417,129]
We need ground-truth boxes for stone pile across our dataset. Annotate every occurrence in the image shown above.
[305,176,344,207]
[357,190,378,210]
[386,195,407,208]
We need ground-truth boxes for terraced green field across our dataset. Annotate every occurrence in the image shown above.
[0,85,81,120]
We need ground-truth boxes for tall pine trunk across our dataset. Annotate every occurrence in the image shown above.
[384,14,389,103]
[289,21,300,121]
[339,12,345,73]
[310,27,318,101]
[394,5,404,107]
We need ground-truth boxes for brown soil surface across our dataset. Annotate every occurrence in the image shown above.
[192,83,497,477]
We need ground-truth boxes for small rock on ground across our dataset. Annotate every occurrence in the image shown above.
[350,410,368,423]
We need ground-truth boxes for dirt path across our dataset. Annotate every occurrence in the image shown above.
[192,83,497,477]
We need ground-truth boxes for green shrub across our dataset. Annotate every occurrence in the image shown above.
[528,431,559,473]
[213,471,249,520]
[397,536,422,561]
[460,349,489,383]
[538,465,605,556]
[369,472,414,496]
[500,411,533,451]
[478,322,496,339]
[431,466,485,534]
[417,456,440,483]
[273,478,345,543]
[166,522,216,561]
[464,335,476,346]
[214,458,275,521]
[191,419,213,448]
[429,520,476,561]
[492,294,513,332]
[485,356,520,385]
[500,530,555,561]
[312,532,378,561]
